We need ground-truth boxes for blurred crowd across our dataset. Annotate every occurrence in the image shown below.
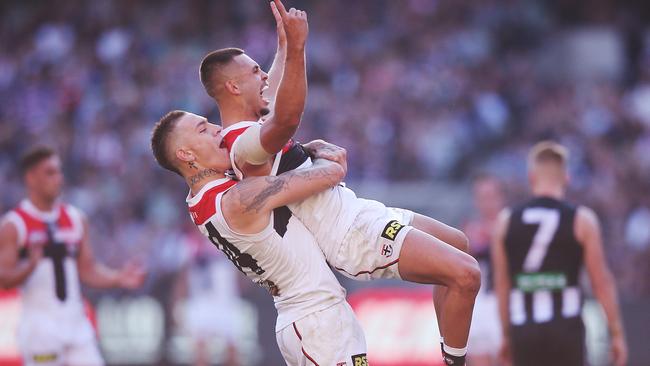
[1,0,649,301]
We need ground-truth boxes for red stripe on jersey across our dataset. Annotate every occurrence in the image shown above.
[221,127,249,153]
[222,125,296,155]
[58,206,73,228]
[13,209,46,241]
[188,180,238,226]
[13,205,77,247]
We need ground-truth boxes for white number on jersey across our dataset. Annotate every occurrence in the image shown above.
[522,208,560,272]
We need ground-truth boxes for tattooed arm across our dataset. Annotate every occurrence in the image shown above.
[221,158,344,234]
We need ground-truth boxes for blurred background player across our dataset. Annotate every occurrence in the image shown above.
[173,228,242,366]
[463,174,505,366]
[492,141,628,366]
[0,147,146,366]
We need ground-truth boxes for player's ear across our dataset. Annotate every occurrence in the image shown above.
[224,80,241,96]
[176,148,194,164]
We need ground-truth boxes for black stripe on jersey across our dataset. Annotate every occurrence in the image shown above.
[18,245,77,259]
[271,142,310,237]
[277,142,310,174]
[273,206,291,237]
[205,221,265,276]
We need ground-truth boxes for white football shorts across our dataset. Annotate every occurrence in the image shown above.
[276,301,367,366]
[331,198,414,281]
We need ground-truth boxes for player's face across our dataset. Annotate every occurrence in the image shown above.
[176,113,231,172]
[231,54,270,117]
[473,179,504,218]
[26,156,64,201]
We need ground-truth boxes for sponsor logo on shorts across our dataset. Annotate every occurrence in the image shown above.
[381,220,405,241]
[381,243,393,257]
[33,353,58,363]
[352,353,368,366]
[337,363,348,366]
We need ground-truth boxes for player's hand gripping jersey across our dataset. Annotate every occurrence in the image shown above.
[222,122,415,281]
[186,177,346,331]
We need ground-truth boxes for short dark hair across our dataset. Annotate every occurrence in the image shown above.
[20,146,57,175]
[151,110,186,176]
[199,47,244,98]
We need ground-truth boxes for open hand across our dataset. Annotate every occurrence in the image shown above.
[272,0,308,50]
[117,261,147,290]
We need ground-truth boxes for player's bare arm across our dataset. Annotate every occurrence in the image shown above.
[575,206,628,366]
[262,0,288,114]
[0,220,42,289]
[77,216,146,289]
[491,208,513,365]
[257,0,309,155]
[222,158,345,235]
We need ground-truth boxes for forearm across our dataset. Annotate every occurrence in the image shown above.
[593,271,625,337]
[273,47,306,130]
[0,261,37,289]
[265,43,286,107]
[79,262,122,289]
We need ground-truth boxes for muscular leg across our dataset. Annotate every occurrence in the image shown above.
[411,213,471,346]
[398,228,480,350]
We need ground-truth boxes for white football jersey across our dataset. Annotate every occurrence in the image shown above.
[221,122,364,262]
[187,178,346,331]
[2,200,86,319]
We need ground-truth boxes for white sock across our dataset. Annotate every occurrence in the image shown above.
[443,343,467,357]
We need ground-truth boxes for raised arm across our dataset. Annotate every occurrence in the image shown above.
[0,219,41,289]
[491,208,513,366]
[77,216,146,289]
[258,0,308,155]
[575,206,628,366]
[262,0,287,113]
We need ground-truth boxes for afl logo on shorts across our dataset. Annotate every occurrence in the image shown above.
[381,244,393,257]
[351,354,368,366]
[381,220,405,241]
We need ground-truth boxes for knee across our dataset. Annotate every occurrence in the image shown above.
[454,256,481,295]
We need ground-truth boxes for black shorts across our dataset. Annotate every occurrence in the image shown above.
[511,317,585,366]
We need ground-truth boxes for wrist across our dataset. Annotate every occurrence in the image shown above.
[610,326,625,338]
[286,44,305,55]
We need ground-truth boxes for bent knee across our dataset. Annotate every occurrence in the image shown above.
[453,256,481,294]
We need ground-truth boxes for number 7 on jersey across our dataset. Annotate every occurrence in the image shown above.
[522,208,560,272]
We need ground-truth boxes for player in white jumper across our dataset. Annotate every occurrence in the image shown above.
[151,110,366,365]
[156,6,368,364]
[0,147,145,366]
[198,1,481,364]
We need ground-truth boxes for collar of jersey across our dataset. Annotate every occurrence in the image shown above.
[220,120,260,136]
[186,177,233,207]
[20,199,60,222]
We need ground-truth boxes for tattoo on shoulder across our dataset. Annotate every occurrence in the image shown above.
[188,169,220,186]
